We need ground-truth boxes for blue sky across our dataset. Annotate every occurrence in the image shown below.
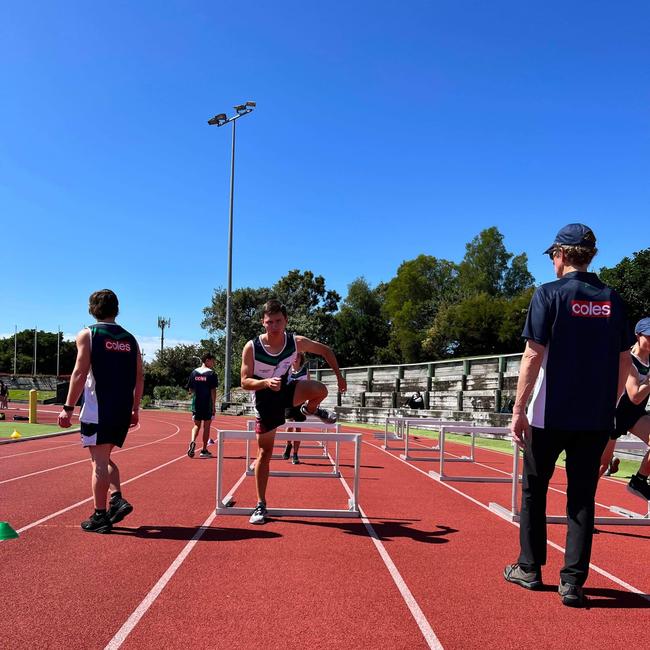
[2,1,647,360]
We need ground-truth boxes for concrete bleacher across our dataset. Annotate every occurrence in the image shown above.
[310,353,522,425]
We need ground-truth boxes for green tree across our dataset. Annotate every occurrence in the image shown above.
[383,255,459,362]
[423,288,533,358]
[458,227,534,297]
[599,248,650,324]
[334,277,390,367]
[0,330,76,375]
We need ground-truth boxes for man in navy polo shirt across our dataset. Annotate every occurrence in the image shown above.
[504,224,633,607]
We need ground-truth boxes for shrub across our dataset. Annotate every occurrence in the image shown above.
[153,385,189,401]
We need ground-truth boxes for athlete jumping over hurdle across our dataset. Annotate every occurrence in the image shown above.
[599,317,650,501]
[241,300,347,524]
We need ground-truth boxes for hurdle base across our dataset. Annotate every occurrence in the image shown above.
[488,502,650,526]
[431,471,517,483]
[609,505,650,519]
[400,454,471,462]
[215,506,360,518]
[245,469,340,478]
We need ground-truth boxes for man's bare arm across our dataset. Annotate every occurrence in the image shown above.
[57,329,91,427]
[623,355,650,405]
[510,340,545,447]
[295,337,347,393]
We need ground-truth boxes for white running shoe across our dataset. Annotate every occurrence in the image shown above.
[249,503,267,525]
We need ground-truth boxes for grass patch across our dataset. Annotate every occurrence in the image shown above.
[8,390,56,402]
[0,421,74,439]
[345,420,640,482]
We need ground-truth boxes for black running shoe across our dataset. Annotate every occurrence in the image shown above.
[81,511,112,534]
[292,454,300,465]
[604,456,620,476]
[108,497,133,524]
[199,449,213,458]
[627,474,650,501]
[282,442,292,460]
[300,403,337,424]
[187,441,196,458]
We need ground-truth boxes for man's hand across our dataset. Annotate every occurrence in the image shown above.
[266,377,282,392]
[130,409,140,427]
[510,411,531,448]
[337,376,347,393]
[57,410,72,428]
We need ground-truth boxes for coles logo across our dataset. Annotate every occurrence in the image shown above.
[194,376,207,382]
[570,300,611,318]
[105,339,132,352]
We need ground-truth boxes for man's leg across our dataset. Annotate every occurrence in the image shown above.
[188,417,200,457]
[294,380,336,423]
[107,454,134,524]
[89,444,114,510]
[254,430,276,505]
[202,420,211,450]
[561,430,609,586]
[517,428,563,572]
[628,417,650,499]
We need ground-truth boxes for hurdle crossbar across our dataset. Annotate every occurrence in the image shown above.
[399,419,474,461]
[216,429,361,518]
[428,425,517,483]
[488,445,650,525]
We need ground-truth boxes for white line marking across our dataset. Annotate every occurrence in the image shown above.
[1,441,79,458]
[104,471,248,650]
[367,439,650,602]
[332,454,443,649]
[1,427,177,485]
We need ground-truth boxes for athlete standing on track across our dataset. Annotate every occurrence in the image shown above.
[282,352,310,465]
[598,317,650,501]
[186,353,218,459]
[58,289,144,534]
[504,224,633,607]
[241,299,347,525]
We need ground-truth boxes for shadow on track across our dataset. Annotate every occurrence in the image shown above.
[110,525,281,541]
[277,518,458,544]
[582,587,650,609]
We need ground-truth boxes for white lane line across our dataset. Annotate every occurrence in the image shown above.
[366,439,650,602]
[1,441,79,458]
[13,453,185,535]
[1,426,175,485]
[332,453,443,649]
[104,471,248,650]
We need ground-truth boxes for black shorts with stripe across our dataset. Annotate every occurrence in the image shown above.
[80,421,129,448]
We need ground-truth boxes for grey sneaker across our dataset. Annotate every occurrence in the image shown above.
[627,474,650,500]
[300,403,337,424]
[558,581,585,607]
[503,563,543,590]
[249,503,267,525]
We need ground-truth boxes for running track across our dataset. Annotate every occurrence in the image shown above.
[0,409,648,649]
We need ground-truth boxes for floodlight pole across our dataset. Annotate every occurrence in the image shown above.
[208,102,255,404]
[158,316,171,359]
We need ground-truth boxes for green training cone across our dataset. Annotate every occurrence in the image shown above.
[0,522,19,540]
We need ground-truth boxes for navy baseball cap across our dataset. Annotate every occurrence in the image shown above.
[543,223,596,254]
[635,317,650,336]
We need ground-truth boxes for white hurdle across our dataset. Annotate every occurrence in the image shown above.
[488,443,650,526]
[244,420,341,478]
[215,428,362,518]
[608,437,650,520]
[398,418,474,461]
[383,416,406,450]
[429,425,518,483]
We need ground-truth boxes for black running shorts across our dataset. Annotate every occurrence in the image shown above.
[255,381,298,434]
[80,421,129,448]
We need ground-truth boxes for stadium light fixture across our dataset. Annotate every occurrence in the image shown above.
[207,101,256,404]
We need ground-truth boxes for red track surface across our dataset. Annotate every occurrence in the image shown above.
[0,409,648,649]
